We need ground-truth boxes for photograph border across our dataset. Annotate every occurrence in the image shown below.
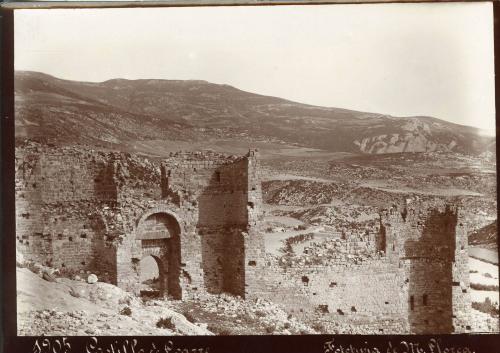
[2,1,499,352]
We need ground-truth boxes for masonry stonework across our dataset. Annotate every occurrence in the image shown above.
[15,143,471,333]
[16,144,265,300]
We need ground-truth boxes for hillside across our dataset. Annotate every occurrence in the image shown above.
[15,71,494,155]
[469,221,498,250]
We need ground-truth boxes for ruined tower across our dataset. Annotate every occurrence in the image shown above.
[380,201,471,334]
[15,145,266,300]
[242,149,266,299]
[15,143,473,333]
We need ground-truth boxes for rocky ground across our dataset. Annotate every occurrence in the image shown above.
[470,309,499,333]
[17,261,315,336]
[161,294,316,335]
[16,265,211,336]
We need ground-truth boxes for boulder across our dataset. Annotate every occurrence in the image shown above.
[87,274,98,284]
[42,271,57,282]
[68,287,81,298]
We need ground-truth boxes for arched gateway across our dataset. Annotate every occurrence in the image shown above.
[135,210,182,299]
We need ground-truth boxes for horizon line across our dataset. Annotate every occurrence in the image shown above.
[14,69,496,135]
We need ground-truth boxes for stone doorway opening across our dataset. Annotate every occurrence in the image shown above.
[137,212,182,299]
[139,255,163,298]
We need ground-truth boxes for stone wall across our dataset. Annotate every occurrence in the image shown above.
[247,201,471,334]
[452,211,472,333]
[255,256,409,333]
[381,203,471,334]
[15,146,119,280]
[243,150,266,299]
[15,142,471,334]
[15,143,265,300]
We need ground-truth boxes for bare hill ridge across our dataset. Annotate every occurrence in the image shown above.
[15,71,494,155]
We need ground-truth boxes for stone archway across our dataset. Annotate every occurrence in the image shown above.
[137,211,182,299]
[139,254,163,296]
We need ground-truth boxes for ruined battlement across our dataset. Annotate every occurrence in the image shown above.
[377,199,471,334]
[15,143,471,334]
[16,143,265,300]
[16,143,162,205]
[380,200,460,226]
[247,200,471,334]
[379,200,465,259]
[163,150,246,163]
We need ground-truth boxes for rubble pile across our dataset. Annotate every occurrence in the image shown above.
[16,266,211,336]
[165,293,316,335]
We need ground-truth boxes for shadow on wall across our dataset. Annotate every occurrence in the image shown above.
[198,165,247,297]
[89,212,118,284]
[222,231,245,296]
[93,161,119,202]
[167,220,182,299]
[405,207,456,334]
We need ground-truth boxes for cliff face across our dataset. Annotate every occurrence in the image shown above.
[354,117,489,154]
[15,71,494,155]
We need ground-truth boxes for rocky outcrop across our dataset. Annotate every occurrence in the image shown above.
[354,118,465,154]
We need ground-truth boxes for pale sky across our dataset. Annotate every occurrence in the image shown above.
[15,3,495,132]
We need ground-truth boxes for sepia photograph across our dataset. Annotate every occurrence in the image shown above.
[11,2,498,337]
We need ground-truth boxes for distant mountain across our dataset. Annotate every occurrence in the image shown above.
[15,71,494,154]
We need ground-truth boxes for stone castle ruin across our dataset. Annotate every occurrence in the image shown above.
[16,143,265,300]
[254,203,471,334]
[15,143,471,334]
